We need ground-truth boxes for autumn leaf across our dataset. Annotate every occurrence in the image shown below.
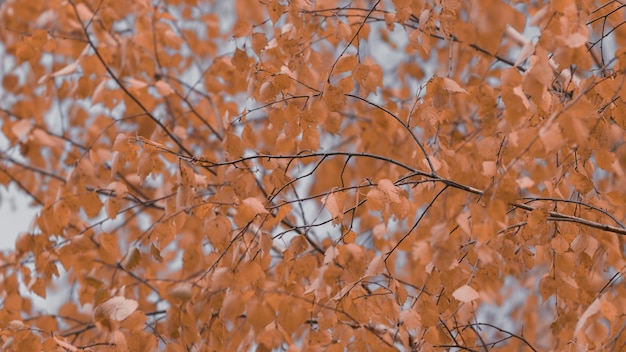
[335,55,357,73]
[364,255,385,278]
[452,285,480,303]
[321,190,345,225]
[16,42,36,61]
[342,229,357,244]
[95,296,138,321]
[242,197,269,215]
[442,77,468,94]
[122,247,141,270]
[154,80,175,96]
[335,22,352,41]
[167,283,193,302]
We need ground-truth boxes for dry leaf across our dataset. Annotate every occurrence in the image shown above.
[452,285,479,303]
[365,255,385,277]
[96,296,138,321]
[442,77,468,93]
[322,191,345,225]
[242,197,269,215]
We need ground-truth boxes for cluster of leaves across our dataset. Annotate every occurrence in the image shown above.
[1,0,626,350]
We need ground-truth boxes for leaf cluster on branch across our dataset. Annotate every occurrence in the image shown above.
[1,0,626,350]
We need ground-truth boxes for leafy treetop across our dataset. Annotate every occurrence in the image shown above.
[1,0,626,351]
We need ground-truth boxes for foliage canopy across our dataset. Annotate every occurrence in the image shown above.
[2,0,626,350]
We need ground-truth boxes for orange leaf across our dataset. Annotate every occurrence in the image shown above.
[399,309,421,330]
[343,230,357,244]
[366,188,385,211]
[335,55,357,73]
[11,119,32,140]
[569,171,593,194]
[123,247,141,270]
[16,42,36,61]
[107,181,129,198]
[322,190,345,225]
[452,285,479,302]
[300,125,320,151]
[29,277,47,299]
[551,236,569,253]
[96,296,138,321]
[365,254,385,277]
[223,132,244,159]
[324,245,338,265]
[75,2,94,22]
[539,123,564,153]
[232,48,249,72]
[575,299,600,337]
[482,161,497,177]
[128,78,148,89]
[455,212,471,235]
[105,197,121,220]
[167,283,193,302]
[335,22,352,41]
[267,0,284,23]
[377,179,400,203]
[442,77,468,93]
[607,190,626,206]
[242,197,269,215]
[154,80,175,96]
[80,192,103,218]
